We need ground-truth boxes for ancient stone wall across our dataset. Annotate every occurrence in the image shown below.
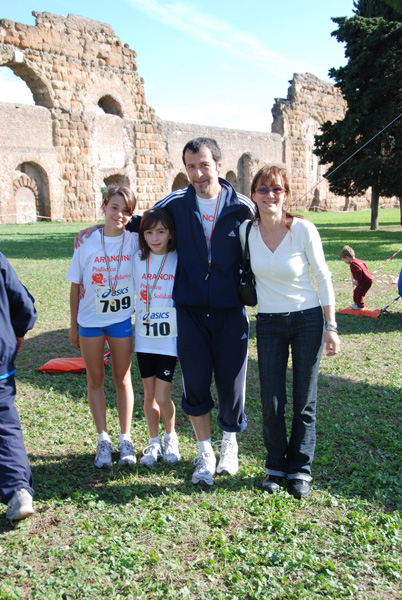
[0,11,165,222]
[0,12,395,223]
[271,73,397,211]
[161,120,284,198]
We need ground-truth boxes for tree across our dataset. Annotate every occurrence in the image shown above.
[314,0,402,229]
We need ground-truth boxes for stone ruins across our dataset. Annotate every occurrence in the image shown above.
[0,11,393,223]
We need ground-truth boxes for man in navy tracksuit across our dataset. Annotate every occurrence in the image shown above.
[0,252,37,521]
[150,138,254,485]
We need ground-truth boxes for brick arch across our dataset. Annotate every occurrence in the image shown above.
[14,162,50,220]
[13,173,40,200]
[0,58,53,109]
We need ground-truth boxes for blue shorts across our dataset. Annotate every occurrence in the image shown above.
[79,317,133,339]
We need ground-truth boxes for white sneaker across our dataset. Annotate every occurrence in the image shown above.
[216,440,239,475]
[6,489,34,522]
[118,440,137,466]
[352,304,361,310]
[192,452,216,485]
[140,440,163,468]
[163,435,180,464]
[94,440,113,468]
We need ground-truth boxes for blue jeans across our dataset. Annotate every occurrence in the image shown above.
[256,306,324,482]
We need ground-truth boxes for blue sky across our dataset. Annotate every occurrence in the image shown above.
[0,1,355,131]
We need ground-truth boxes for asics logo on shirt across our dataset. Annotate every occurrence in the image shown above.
[228,230,236,237]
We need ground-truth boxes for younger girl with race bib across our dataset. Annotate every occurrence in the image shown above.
[134,207,180,467]
[67,187,138,469]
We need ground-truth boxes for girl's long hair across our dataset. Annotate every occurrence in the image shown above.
[139,207,177,260]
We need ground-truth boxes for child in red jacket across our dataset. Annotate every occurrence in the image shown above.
[340,245,374,309]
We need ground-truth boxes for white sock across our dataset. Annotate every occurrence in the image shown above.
[164,430,177,441]
[149,436,161,445]
[98,432,111,443]
[222,431,237,443]
[119,433,131,444]
[198,438,213,454]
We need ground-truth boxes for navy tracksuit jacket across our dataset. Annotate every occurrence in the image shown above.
[129,179,254,431]
[0,252,37,504]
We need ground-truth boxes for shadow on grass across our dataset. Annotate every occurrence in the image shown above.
[12,324,402,517]
[1,232,82,261]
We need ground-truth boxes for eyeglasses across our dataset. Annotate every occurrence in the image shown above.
[255,186,285,195]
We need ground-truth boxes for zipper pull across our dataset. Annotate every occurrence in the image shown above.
[205,260,211,280]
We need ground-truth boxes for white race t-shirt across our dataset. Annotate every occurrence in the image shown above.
[133,249,178,357]
[196,191,224,257]
[66,229,139,327]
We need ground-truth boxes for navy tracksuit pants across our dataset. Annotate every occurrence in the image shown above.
[177,305,248,433]
[0,375,33,504]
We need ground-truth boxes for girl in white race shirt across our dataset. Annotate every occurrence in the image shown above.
[67,186,138,469]
[134,207,180,467]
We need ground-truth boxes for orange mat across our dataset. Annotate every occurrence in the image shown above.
[38,353,109,373]
[337,307,382,319]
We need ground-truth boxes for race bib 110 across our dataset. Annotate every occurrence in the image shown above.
[137,307,177,338]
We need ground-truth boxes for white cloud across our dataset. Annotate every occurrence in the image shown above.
[125,0,301,78]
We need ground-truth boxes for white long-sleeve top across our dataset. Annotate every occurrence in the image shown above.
[239,218,335,313]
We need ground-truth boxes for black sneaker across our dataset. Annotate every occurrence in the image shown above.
[262,475,284,494]
[288,479,311,499]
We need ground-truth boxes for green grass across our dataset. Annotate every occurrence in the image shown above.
[0,211,401,600]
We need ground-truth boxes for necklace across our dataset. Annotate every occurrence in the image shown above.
[145,253,168,320]
[100,229,125,306]
[196,187,222,257]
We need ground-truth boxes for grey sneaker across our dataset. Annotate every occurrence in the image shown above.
[118,440,137,466]
[140,440,163,468]
[216,440,239,475]
[6,489,34,522]
[94,440,113,468]
[192,452,216,485]
[163,435,180,464]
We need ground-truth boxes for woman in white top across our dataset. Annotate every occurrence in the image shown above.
[240,166,340,498]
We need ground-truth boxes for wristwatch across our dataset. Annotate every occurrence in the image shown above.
[325,320,338,332]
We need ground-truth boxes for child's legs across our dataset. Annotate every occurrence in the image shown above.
[80,335,107,433]
[137,353,177,437]
[155,378,175,434]
[142,376,160,438]
[353,280,373,308]
[107,335,134,435]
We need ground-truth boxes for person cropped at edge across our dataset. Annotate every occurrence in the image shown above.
[239,166,340,499]
[127,137,255,485]
[0,252,37,521]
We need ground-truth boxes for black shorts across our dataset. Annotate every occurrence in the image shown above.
[136,352,177,383]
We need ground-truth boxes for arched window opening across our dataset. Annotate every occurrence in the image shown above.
[172,173,189,192]
[104,174,131,190]
[14,162,49,222]
[226,170,237,189]
[97,95,123,117]
[0,66,34,105]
